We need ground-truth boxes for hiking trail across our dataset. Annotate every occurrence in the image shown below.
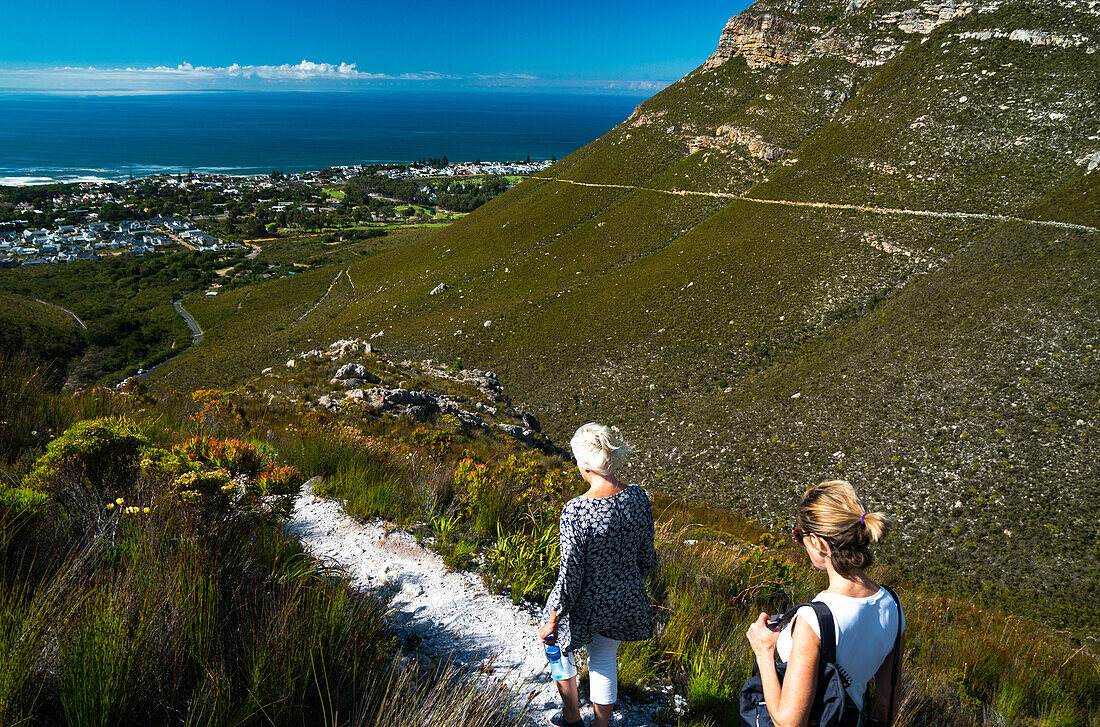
[535,176,1100,234]
[288,480,668,726]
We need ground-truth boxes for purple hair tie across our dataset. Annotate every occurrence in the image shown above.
[860,513,866,525]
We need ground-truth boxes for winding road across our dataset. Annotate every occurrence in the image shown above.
[135,297,203,382]
[173,298,203,345]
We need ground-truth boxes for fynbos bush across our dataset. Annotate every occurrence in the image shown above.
[22,417,151,515]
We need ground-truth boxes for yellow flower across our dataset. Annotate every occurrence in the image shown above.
[142,507,151,514]
[106,503,115,510]
[116,497,124,505]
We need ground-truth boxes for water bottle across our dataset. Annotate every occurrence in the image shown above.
[545,635,569,680]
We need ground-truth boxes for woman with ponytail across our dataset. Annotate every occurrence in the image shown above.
[744,480,905,727]
[538,423,658,727]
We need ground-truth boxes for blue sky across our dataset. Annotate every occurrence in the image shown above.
[0,0,750,93]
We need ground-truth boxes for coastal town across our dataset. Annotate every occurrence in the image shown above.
[0,158,552,268]
[0,218,242,268]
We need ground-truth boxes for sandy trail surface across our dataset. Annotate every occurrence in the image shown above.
[287,480,665,726]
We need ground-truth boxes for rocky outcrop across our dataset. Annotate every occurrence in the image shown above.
[301,339,373,359]
[688,124,789,161]
[331,363,381,387]
[956,28,1093,48]
[496,423,541,448]
[705,13,804,69]
[880,0,971,35]
[626,108,668,129]
[414,360,505,402]
[292,341,561,455]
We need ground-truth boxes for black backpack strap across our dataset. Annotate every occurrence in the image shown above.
[807,601,838,666]
[774,601,837,664]
[880,585,904,724]
[807,601,855,690]
[750,601,814,676]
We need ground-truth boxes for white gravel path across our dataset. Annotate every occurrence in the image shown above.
[287,480,666,726]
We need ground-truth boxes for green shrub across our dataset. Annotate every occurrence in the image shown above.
[21,417,151,514]
[485,521,559,604]
[411,426,454,457]
[685,634,741,725]
[0,351,72,468]
[616,638,661,699]
[209,438,266,477]
[442,540,478,571]
[174,436,268,478]
[431,513,461,550]
[0,486,51,552]
[0,486,48,520]
[172,469,234,512]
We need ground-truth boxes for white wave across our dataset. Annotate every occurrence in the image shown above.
[0,176,56,185]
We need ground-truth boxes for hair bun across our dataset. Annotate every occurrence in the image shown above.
[570,423,633,476]
[860,511,892,543]
[798,480,894,576]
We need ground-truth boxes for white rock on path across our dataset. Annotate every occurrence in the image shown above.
[287,481,663,726]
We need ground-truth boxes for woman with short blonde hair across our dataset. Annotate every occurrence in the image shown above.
[539,424,657,727]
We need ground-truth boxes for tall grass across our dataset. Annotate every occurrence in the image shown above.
[0,366,531,727]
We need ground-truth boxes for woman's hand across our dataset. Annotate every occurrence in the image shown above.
[538,619,559,644]
[746,612,781,657]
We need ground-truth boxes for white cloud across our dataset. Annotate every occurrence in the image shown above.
[472,72,541,81]
[0,60,669,95]
[0,61,458,91]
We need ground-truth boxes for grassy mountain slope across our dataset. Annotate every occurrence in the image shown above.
[0,293,85,381]
[154,0,1099,630]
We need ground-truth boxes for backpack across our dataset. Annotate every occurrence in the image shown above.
[739,600,860,727]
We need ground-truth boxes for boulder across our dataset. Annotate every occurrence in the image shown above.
[332,377,379,388]
[364,387,436,412]
[335,363,371,380]
[454,409,485,432]
[498,423,537,445]
[460,370,504,400]
[405,405,430,422]
[518,410,541,432]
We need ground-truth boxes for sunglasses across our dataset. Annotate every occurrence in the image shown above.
[792,527,809,545]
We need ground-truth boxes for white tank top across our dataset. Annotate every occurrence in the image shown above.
[776,587,904,709]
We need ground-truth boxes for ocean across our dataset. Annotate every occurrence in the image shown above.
[0,91,645,185]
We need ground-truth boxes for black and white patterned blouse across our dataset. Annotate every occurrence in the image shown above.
[544,484,659,655]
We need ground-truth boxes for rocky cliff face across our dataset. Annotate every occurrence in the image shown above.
[706,13,806,68]
[705,0,1097,72]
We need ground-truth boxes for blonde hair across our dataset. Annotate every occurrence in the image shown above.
[570,423,632,476]
[797,480,893,576]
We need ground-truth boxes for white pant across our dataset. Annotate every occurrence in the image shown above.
[557,634,621,705]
